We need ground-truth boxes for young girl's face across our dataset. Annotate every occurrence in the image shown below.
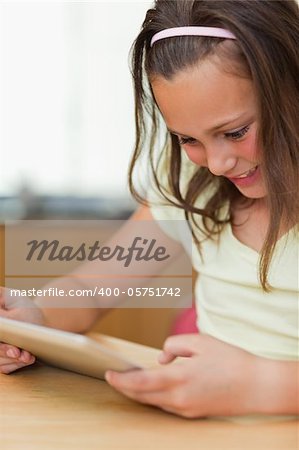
[151,57,267,200]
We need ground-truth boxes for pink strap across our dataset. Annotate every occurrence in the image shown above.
[151,26,236,47]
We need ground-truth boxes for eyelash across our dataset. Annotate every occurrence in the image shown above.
[224,125,250,140]
[178,136,197,145]
[177,125,250,146]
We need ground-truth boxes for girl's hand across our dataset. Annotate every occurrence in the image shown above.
[105,334,258,418]
[0,343,35,374]
[0,287,45,374]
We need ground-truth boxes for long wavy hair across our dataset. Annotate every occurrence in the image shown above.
[128,0,299,290]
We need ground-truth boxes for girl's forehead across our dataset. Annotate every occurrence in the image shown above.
[151,55,250,91]
[151,60,257,133]
[151,60,255,104]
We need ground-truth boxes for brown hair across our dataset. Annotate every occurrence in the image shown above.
[128,0,299,290]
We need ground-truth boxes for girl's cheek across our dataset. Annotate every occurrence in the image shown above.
[237,131,260,160]
[183,147,206,166]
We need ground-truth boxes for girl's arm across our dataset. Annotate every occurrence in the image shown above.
[0,206,155,333]
[33,204,182,332]
[0,205,183,372]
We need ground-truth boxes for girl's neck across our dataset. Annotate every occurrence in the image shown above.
[231,199,269,253]
[231,198,295,253]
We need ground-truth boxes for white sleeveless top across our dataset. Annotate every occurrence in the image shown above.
[148,159,299,362]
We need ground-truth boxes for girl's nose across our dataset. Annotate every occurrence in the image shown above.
[206,146,237,176]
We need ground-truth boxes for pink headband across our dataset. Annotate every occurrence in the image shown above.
[150,26,236,47]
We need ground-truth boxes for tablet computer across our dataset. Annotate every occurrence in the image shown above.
[0,317,142,379]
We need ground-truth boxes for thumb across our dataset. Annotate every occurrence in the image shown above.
[159,333,201,364]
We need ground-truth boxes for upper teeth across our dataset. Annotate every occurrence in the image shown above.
[235,166,257,179]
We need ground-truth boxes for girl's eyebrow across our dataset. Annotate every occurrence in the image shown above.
[167,113,249,137]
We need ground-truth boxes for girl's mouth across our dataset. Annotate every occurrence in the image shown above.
[227,165,260,187]
[230,165,258,179]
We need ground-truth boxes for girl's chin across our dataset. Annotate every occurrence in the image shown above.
[235,186,267,199]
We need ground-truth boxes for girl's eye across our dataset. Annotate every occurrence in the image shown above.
[225,125,250,140]
[178,136,197,146]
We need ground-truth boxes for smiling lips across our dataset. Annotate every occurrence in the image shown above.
[228,165,258,180]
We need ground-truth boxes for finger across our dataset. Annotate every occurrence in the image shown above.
[162,334,201,360]
[6,347,21,359]
[0,344,35,363]
[0,343,21,359]
[0,360,35,374]
[113,386,170,408]
[0,349,35,365]
[105,365,182,393]
[18,350,35,364]
[158,351,177,364]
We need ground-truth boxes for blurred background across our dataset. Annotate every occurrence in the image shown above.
[0,1,195,347]
[0,0,153,220]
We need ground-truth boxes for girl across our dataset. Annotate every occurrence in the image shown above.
[0,0,298,418]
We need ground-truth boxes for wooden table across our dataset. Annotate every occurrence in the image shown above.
[0,333,298,450]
